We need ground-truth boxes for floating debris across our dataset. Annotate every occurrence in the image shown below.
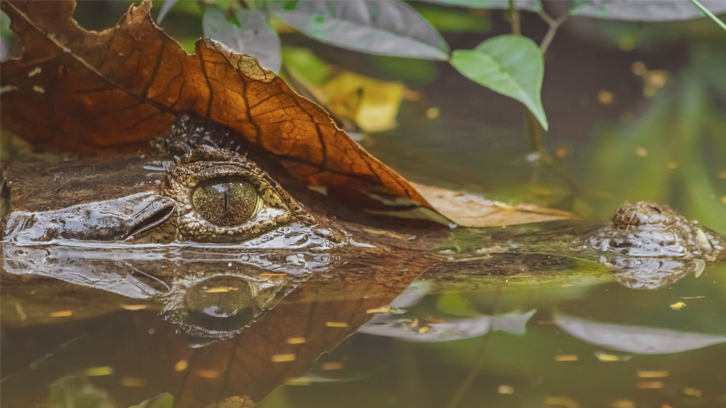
[322,362,344,371]
[683,387,702,397]
[271,354,296,363]
[195,369,220,379]
[326,322,349,328]
[670,302,686,310]
[86,366,113,376]
[638,370,668,378]
[555,355,579,362]
[637,381,664,389]
[286,337,306,344]
[50,310,73,317]
[498,385,514,394]
[595,352,632,362]
[122,304,147,311]
[175,360,188,372]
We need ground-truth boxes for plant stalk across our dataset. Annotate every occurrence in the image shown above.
[688,0,726,32]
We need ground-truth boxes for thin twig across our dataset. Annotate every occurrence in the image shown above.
[539,11,568,54]
[689,0,726,32]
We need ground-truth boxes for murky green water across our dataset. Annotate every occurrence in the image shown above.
[3,4,726,408]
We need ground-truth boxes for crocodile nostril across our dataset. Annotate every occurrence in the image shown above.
[126,204,175,238]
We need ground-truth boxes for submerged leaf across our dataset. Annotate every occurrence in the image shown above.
[451,35,548,130]
[413,183,573,227]
[0,0,431,209]
[274,0,450,60]
[569,0,726,21]
[203,7,281,72]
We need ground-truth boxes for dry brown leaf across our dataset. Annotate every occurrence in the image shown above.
[413,183,574,227]
[0,0,429,208]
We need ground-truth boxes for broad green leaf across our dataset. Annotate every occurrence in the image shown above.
[281,47,332,86]
[204,7,282,72]
[570,0,726,21]
[421,0,542,12]
[450,35,548,130]
[274,0,450,60]
[411,2,492,33]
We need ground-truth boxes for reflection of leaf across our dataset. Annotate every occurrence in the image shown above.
[0,0,431,209]
[451,35,548,130]
[203,7,282,73]
[556,313,726,354]
[274,0,450,60]
[422,0,542,12]
[569,0,726,21]
[44,376,114,408]
[413,183,573,227]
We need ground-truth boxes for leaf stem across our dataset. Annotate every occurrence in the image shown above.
[508,0,521,36]
[688,0,726,32]
[538,11,568,54]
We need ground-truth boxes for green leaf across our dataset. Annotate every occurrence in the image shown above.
[280,47,332,86]
[274,1,450,60]
[410,3,492,33]
[420,0,542,12]
[203,6,281,72]
[41,376,114,408]
[569,0,726,21]
[450,35,548,130]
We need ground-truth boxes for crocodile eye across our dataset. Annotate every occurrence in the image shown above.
[192,178,260,227]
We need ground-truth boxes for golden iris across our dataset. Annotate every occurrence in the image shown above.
[192,178,259,227]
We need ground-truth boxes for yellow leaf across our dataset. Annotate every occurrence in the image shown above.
[412,183,574,227]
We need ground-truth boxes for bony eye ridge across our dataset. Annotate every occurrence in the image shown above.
[192,177,261,227]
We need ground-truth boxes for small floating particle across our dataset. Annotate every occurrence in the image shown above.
[322,362,344,370]
[401,88,422,101]
[635,147,648,158]
[366,306,390,314]
[554,146,569,159]
[632,61,647,76]
[670,302,686,310]
[286,337,306,344]
[637,381,664,389]
[611,400,636,408]
[681,296,705,300]
[86,366,113,376]
[561,284,573,288]
[271,354,296,363]
[195,369,220,379]
[286,377,311,386]
[426,107,440,119]
[326,322,348,328]
[667,161,679,170]
[638,370,669,378]
[498,385,514,394]
[544,396,579,408]
[418,326,430,334]
[598,90,614,105]
[122,304,147,311]
[15,303,27,321]
[555,355,578,362]
[683,387,702,397]
[50,310,73,317]
[175,360,188,371]
[121,377,147,387]
[595,352,631,362]
[28,67,42,77]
